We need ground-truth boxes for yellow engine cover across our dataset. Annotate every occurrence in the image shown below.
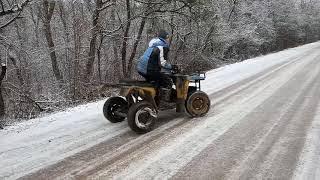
[176,79,190,100]
[120,87,157,98]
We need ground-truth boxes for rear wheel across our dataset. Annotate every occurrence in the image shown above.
[103,97,128,123]
[127,101,157,134]
[185,91,210,117]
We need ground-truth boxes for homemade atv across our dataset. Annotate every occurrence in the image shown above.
[103,67,211,134]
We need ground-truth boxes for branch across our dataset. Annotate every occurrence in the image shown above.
[3,83,45,112]
[228,0,237,22]
[0,0,31,16]
[133,0,164,5]
[102,1,191,35]
[0,10,22,29]
[0,0,5,12]
[97,2,114,12]
[0,0,32,29]
[147,3,189,17]
[45,0,55,20]
[102,23,123,34]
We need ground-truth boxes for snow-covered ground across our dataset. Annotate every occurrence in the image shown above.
[293,103,320,180]
[1,42,320,179]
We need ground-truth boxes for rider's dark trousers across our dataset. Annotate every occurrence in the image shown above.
[138,71,172,88]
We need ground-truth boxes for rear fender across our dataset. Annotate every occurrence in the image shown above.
[121,87,157,109]
[136,87,158,110]
[120,87,132,97]
[137,87,157,98]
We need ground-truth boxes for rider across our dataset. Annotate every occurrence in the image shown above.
[137,29,174,101]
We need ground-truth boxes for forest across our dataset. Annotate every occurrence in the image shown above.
[0,0,319,123]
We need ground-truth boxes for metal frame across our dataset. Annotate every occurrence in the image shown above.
[188,72,206,91]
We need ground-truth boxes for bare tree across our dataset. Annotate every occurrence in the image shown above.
[110,0,121,81]
[0,0,32,29]
[1,0,320,120]
[85,0,114,79]
[0,63,6,120]
[40,0,64,84]
[120,0,132,77]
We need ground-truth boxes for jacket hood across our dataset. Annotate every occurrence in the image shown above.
[148,38,169,48]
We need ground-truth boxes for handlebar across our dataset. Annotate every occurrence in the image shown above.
[162,64,206,80]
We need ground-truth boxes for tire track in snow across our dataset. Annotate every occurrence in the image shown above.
[63,53,313,179]
[253,59,320,179]
[226,54,320,180]
[172,52,320,180]
[1,119,129,179]
[293,100,320,180]
[17,44,320,180]
[55,44,318,179]
[92,46,319,180]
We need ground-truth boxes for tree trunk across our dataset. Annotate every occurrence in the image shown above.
[85,0,102,79]
[58,0,72,97]
[0,65,7,120]
[127,17,146,77]
[97,34,105,83]
[120,0,131,77]
[42,0,64,84]
[110,0,121,82]
[58,1,70,77]
[71,2,81,100]
[29,6,40,47]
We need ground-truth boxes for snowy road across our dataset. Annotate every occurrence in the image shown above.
[1,42,320,180]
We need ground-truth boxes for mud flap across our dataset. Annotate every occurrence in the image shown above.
[175,75,189,113]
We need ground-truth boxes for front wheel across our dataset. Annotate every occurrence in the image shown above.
[127,101,157,134]
[185,91,210,117]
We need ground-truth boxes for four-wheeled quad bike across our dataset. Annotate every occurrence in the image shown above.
[103,67,211,134]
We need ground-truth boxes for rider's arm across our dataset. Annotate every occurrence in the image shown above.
[157,46,172,69]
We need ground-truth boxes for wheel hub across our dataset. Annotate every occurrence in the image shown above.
[192,97,204,110]
[135,107,156,129]
[111,104,121,115]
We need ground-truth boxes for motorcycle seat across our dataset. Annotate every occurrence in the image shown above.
[119,79,156,87]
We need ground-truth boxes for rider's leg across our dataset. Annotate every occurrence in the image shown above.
[138,71,148,81]
[159,73,173,101]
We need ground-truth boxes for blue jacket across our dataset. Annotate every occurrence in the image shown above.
[137,38,172,75]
